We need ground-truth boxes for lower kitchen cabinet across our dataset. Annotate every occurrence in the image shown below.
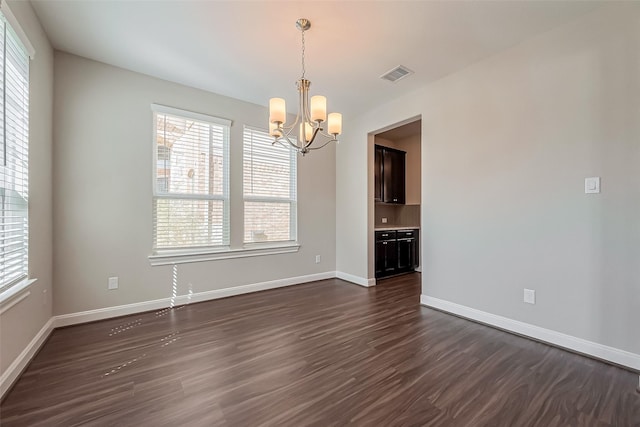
[375,231,397,277]
[375,229,419,278]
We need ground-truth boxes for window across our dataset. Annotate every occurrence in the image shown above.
[152,105,230,252]
[0,12,30,293]
[243,126,297,244]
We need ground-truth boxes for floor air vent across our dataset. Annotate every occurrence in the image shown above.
[380,65,414,83]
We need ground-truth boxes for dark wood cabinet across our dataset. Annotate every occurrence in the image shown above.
[396,229,418,273]
[375,239,397,277]
[375,229,418,278]
[383,148,405,204]
[374,145,383,202]
[374,145,405,204]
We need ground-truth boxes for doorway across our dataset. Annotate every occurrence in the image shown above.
[370,118,422,281]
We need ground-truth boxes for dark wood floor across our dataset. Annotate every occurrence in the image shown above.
[1,273,638,426]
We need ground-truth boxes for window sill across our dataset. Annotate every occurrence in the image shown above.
[0,278,38,315]
[148,243,301,266]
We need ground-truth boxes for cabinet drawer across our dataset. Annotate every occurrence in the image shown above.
[375,230,396,241]
[397,229,417,239]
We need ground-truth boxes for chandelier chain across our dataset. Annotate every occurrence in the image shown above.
[301,28,306,79]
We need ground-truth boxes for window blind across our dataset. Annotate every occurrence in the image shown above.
[152,106,230,251]
[0,14,30,293]
[243,126,297,243]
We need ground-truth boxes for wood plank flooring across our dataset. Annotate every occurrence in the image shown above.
[1,273,639,426]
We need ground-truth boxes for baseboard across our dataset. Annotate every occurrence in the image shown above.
[54,271,336,328]
[335,271,376,287]
[421,295,640,372]
[0,317,55,399]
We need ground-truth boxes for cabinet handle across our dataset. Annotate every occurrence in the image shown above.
[382,241,387,245]
[393,199,398,202]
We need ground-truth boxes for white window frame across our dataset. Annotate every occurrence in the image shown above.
[151,104,231,255]
[147,111,301,267]
[0,2,37,306]
[242,125,298,247]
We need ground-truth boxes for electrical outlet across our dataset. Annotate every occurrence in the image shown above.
[382,217,388,224]
[523,288,535,304]
[585,177,600,194]
[108,277,119,290]
[315,255,321,264]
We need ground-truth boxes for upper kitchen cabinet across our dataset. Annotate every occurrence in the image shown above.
[375,145,406,204]
[374,145,383,202]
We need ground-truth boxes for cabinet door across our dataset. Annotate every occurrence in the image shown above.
[383,148,406,204]
[375,239,397,277]
[374,146,383,202]
[384,240,397,275]
[375,240,385,277]
[411,231,419,269]
[397,238,413,272]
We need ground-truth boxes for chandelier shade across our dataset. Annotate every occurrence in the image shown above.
[268,18,342,156]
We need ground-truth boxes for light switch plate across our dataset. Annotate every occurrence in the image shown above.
[108,277,118,290]
[585,177,600,194]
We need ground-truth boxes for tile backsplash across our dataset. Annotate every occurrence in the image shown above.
[375,204,420,228]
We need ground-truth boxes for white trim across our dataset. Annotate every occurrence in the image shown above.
[336,271,376,287]
[0,291,30,315]
[0,317,54,399]
[151,103,232,127]
[421,295,640,372]
[0,278,37,307]
[0,0,35,58]
[149,243,301,266]
[54,271,334,327]
[153,193,227,201]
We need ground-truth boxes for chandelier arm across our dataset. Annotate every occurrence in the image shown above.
[306,137,338,151]
[286,137,304,151]
[291,104,303,131]
[276,133,304,151]
[279,113,303,145]
[272,139,289,149]
[317,128,338,140]
[280,117,302,137]
[279,129,303,151]
[299,80,312,126]
[304,126,321,149]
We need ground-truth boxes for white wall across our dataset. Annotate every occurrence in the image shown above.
[0,1,54,376]
[337,3,640,356]
[53,52,336,315]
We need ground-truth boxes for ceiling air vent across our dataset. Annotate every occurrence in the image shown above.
[380,65,414,83]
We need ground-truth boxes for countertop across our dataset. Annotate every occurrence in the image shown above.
[375,226,420,231]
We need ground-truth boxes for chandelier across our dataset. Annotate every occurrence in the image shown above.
[269,18,342,156]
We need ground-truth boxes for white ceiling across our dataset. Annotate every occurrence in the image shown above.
[30,1,602,118]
